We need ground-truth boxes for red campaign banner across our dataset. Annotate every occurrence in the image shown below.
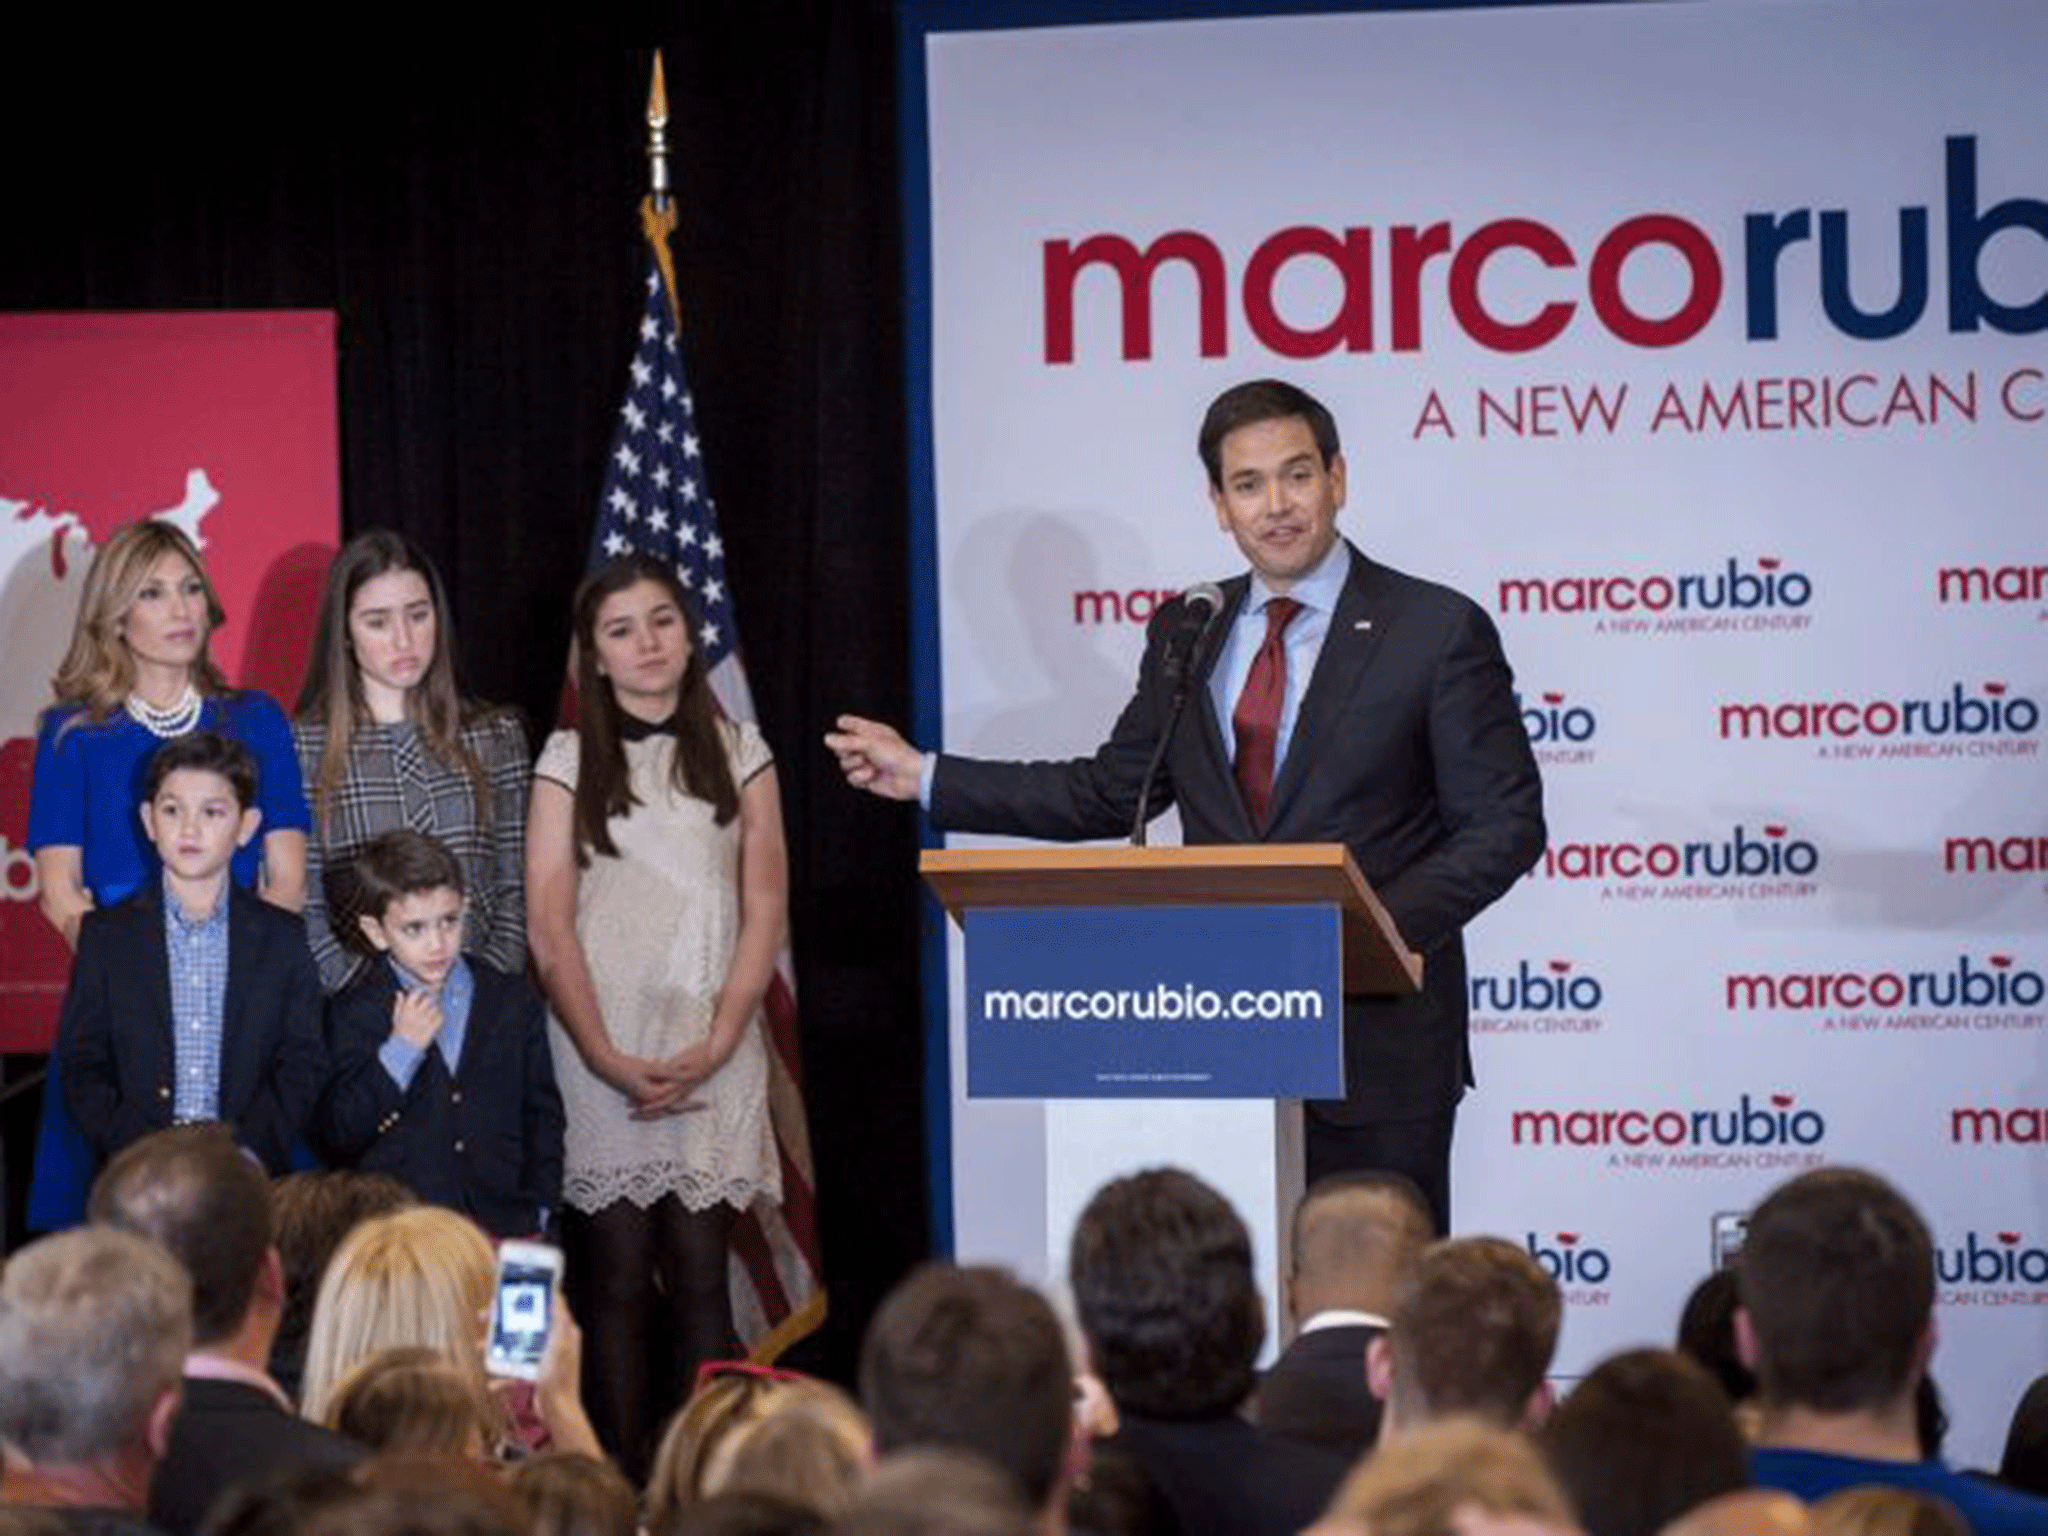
[0,312,340,1051]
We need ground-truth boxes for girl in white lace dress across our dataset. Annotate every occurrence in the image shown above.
[526,555,786,1478]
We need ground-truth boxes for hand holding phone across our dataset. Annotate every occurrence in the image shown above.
[485,1240,563,1381]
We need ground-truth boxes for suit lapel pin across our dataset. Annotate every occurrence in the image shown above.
[1356,619,1374,631]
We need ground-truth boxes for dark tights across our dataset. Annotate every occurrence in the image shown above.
[561,1195,737,1482]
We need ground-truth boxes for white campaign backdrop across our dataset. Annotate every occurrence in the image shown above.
[919,0,2047,1466]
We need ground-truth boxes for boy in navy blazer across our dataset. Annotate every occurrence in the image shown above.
[316,829,563,1237]
[61,732,326,1173]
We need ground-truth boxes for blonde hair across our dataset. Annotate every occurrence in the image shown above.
[49,519,228,721]
[645,1370,847,1528]
[1812,1488,1968,1536]
[1322,1417,1577,1536]
[299,1207,496,1428]
[702,1380,871,1518]
[325,1344,495,1457]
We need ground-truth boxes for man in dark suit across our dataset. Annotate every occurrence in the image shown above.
[60,731,326,1175]
[828,378,1544,1226]
[1069,1168,1350,1536]
[89,1125,365,1536]
[1254,1172,1435,1460]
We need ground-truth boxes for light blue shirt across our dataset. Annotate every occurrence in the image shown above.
[164,877,230,1124]
[377,955,474,1089]
[1207,539,1353,771]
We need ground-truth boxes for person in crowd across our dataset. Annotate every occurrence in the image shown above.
[1663,1491,1816,1536]
[324,1347,496,1458]
[1999,1374,2048,1496]
[322,1458,527,1536]
[1740,1166,2048,1534]
[315,828,563,1236]
[1254,1171,1435,1459]
[193,1463,360,1536]
[1537,1348,1748,1536]
[1068,1168,1349,1536]
[60,733,326,1175]
[1368,1236,1561,1438]
[657,1491,827,1536]
[830,1449,1039,1536]
[701,1380,870,1519]
[295,1203,595,1463]
[1677,1269,1760,1431]
[268,1169,416,1401]
[87,1126,364,1536]
[528,553,788,1476]
[510,1452,641,1536]
[27,518,311,1227]
[1308,1418,1579,1536]
[1810,1489,1969,1536]
[293,530,531,993]
[648,1368,829,1529]
[0,1226,191,1532]
[859,1264,1073,1525]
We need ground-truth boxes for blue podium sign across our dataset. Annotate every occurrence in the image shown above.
[964,903,1344,1098]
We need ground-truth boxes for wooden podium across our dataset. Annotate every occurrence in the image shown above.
[923,843,1420,1350]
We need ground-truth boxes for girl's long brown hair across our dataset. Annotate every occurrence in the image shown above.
[294,530,494,833]
[570,554,738,864]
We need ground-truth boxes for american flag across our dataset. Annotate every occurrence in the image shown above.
[589,232,825,1358]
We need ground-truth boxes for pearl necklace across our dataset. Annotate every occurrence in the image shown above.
[125,684,204,738]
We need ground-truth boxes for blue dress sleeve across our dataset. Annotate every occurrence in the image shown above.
[232,692,312,834]
[26,708,87,854]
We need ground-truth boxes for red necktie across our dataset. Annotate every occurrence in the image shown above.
[1233,596,1301,831]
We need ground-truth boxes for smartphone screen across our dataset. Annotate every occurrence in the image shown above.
[487,1245,560,1380]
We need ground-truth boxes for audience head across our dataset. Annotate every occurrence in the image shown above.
[1313,1416,1577,1536]
[1539,1348,1748,1536]
[0,1227,191,1487]
[832,1447,1040,1536]
[1371,1236,1561,1433]
[199,1463,362,1536]
[703,1379,869,1519]
[269,1169,416,1396]
[1288,1171,1435,1325]
[1677,1268,1758,1409]
[654,1491,826,1536]
[1999,1372,2048,1496]
[325,1345,495,1456]
[1069,1167,1264,1421]
[860,1263,1071,1511]
[311,1457,525,1536]
[53,516,228,715]
[1735,1167,1933,1416]
[647,1366,818,1528]
[88,1123,275,1348]
[1661,1491,1815,1536]
[299,1205,496,1426]
[510,1452,641,1536]
[1810,1488,1967,1536]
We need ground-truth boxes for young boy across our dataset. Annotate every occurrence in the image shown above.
[61,731,326,1172]
[316,828,564,1237]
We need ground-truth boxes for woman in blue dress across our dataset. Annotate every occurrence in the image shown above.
[26,518,311,1224]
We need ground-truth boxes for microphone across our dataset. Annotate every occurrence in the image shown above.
[1133,582,1227,846]
[1162,581,1225,688]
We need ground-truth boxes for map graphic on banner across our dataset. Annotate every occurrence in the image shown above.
[0,313,340,1050]
[916,0,2047,1466]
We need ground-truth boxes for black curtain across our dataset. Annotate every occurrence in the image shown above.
[5,7,929,1380]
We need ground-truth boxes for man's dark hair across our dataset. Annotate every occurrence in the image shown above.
[89,1123,273,1345]
[1676,1268,1757,1408]
[859,1263,1071,1508]
[1069,1167,1263,1420]
[353,828,467,921]
[1196,378,1341,489]
[832,1449,1037,1536]
[1538,1349,1749,1536]
[1388,1237,1561,1426]
[143,729,257,809]
[269,1169,417,1398]
[1737,1166,1934,1413]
